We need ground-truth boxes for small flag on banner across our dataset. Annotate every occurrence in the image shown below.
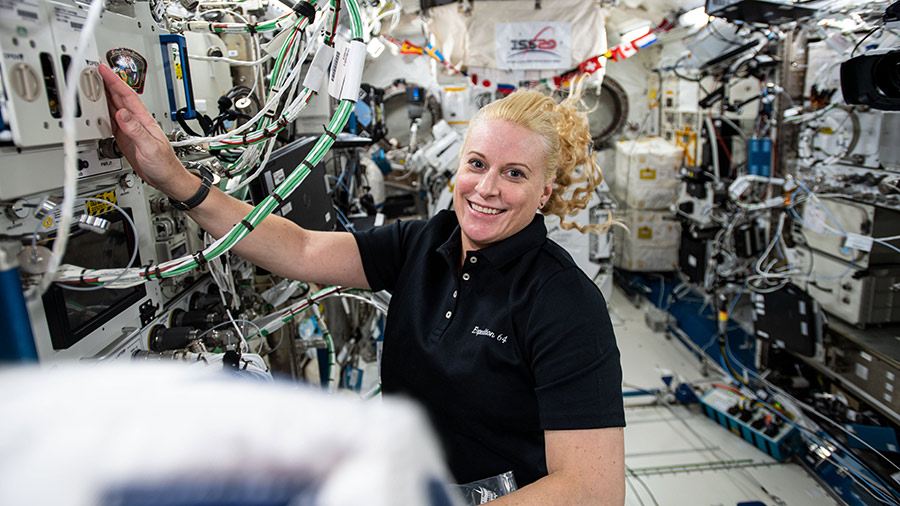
[632,31,658,49]
[578,55,603,74]
[610,42,638,61]
[400,40,423,55]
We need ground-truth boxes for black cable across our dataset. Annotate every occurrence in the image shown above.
[175,108,215,137]
[852,26,881,57]
[673,55,702,82]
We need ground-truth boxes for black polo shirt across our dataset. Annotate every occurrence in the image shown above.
[353,210,624,487]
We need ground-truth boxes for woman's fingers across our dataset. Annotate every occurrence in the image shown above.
[99,65,164,140]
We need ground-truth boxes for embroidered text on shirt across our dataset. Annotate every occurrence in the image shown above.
[472,325,508,344]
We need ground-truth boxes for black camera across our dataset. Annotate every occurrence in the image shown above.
[841,49,900,111]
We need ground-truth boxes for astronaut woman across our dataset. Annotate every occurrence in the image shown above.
[100,65,625,505]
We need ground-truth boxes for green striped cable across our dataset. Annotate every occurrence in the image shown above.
[148,0,362,278]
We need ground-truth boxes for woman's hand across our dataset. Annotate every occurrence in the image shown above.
[99,64,195,198]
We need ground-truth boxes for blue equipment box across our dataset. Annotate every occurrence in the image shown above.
[699,386,801,462]
[748,138,772,177]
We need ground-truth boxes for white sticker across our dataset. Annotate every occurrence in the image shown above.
[688,255,697,267]
[860,351,873,362]
[325,211,331,224]
[799,300,807,315]
[775,339,786,348]
[885,392,893,403]
[800,321,808,336]
[845,233,874,252]
[494,21,572,70]
[887,383,894,392]
[327,37,348,99]
[280,202,293,215]
[273,168,286,186]
[227,49,239,57]
[52,4,86,33]
[339,40,366,101]
[3,0,41,23]
[757,330,770,338]
[888,372,896,381]
[856,363,869,380]
[304,44,335,94]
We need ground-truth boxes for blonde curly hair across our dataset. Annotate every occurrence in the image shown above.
[463,80,609,233]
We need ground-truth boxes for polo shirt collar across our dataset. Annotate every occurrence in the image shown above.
[436,212,548,269]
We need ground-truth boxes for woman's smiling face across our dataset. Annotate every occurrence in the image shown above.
[453,118,553,253]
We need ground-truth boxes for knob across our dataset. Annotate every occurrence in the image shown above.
[10,63,40,102]
[80,67,104,102]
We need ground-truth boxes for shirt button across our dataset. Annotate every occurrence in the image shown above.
[470,256,478,264]
[445,311,452,319]
[462,273,471,281]
[453,290,457,298]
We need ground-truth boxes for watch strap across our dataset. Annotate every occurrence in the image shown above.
[169,166,213,211]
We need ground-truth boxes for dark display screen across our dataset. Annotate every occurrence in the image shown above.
[42,209,145,350]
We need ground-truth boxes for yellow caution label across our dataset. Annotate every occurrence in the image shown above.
[42,216,53,228]
[637,227,653,239]
[639,168,657,180]
[821,127,834,135]
[174,62,183,80]
[718,311,728,322]
[85,189,117,216]
[649,88,657,101]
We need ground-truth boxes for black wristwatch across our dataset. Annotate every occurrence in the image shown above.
[169,166,214,211]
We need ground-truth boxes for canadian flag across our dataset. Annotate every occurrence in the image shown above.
[610,42,638,62]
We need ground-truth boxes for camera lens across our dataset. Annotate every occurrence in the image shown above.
[873,50,900,99]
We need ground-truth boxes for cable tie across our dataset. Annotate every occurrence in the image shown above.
[301,160,315,171]
[143,262,153,280]
[154,265,164,280]
[248,23,257,34]
[352,37,364,43]
[292,0,316,22]
[271,193,285,205]
[240,219,255,232]
[80,268,88,284]
[193,250,209,266]
[322,127,337,140]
